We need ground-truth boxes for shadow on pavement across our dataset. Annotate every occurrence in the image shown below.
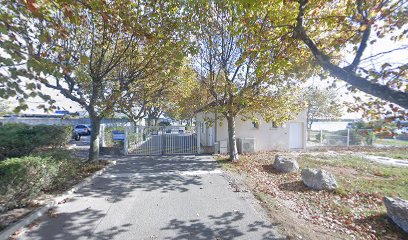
[73,155,213,202]
[161,211,284,240]
[23,208,131,240]
[110,155,217,174]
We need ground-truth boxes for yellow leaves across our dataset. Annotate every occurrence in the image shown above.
[360,24,368,32]
[80,56,89,65]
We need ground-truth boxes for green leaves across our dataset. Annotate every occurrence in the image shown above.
[187,0,307,124]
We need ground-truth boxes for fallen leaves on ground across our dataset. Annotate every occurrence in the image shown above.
[226,152,408,240]
[46,208,59,218]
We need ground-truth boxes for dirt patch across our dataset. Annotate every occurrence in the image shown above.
[320,166,358,178]
[0,208,36,231]
[222,169,346,240]
[256,192,346,240]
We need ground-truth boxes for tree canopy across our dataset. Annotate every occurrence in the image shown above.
[304,87,343,129]
[186,0,311,160]
[0,0,187,160]
[291,0,408,112]
[1,0,407,161]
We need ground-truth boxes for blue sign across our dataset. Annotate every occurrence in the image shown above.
[112,130,125,141]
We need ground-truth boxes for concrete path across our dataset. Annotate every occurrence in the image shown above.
[364,155,408,167]
[16,155,283,240]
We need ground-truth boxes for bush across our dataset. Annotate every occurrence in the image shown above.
[103,126,124,147]
[0,156,60,208]
[0,123,72,160]
[0,154,82,209]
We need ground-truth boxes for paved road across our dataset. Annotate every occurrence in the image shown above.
[16,155,283,240]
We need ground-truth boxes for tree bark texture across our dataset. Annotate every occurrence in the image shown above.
[88,115,101,161]
[227,115,239,161]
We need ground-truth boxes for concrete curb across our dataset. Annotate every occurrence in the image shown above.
[0,160,117,240]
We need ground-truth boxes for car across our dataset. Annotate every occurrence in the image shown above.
[394,127,408,135]
[72,131,81,141]
[74,124,91,136]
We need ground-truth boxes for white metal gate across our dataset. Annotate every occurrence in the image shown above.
[128,126,198,155]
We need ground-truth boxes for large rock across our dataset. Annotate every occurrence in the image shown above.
[273,155,299,173]
[301,168,337,190]
[384,197,408,233]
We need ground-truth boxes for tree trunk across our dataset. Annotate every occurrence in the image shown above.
[88,115,101,161]
[227,115,239,161]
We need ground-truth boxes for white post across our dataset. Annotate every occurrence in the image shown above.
[196,124,201,154]
[347,128,350,147]
[124,127,129,155]
[100,124,106,147]
[99,124,106,147]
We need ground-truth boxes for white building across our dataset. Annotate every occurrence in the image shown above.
[196,111,307,153]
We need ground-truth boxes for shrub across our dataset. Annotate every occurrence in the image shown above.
[0,123,72,160]
[32,149,75,161]
[0,154,82,209]
[316,132,325,142]
[0,156,60,208]
[103,126,124,147]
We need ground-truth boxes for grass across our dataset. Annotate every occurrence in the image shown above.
[216,150,408,239]
[375,138,408,147]
[216,150,408,199]
[365,148,408,159]
[295,153,408,199]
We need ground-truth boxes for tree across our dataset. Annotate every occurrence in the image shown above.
[1,0,185,161]
[187,0,309,161]
[162,63,207,122]
[292,0,408,110]
[0,102,10,116]
[116,58,186,126]
[304,87,343,129]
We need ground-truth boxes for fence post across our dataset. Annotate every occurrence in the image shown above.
[347,128,350,147]
[320,129,323,146]
[196,124,201,154]
[99,124,106,147]
[124,127,129,155]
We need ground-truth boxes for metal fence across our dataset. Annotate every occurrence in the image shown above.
[127,126,198,155]
[307,129,375,147]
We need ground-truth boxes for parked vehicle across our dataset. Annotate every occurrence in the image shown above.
[72,130,81,141]
[74,124,91,136]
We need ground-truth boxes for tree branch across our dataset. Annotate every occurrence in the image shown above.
[294,0,408,109]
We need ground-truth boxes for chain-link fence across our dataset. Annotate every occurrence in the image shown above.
[307,129,375,147]
[307,128,408,148]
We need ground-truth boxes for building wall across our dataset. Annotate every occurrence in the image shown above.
[196,111,307,151]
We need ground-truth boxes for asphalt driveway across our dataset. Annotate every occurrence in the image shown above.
[16,155,283,240]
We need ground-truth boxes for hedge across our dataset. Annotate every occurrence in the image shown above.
[0,123,72,160]
[0,149,90,208]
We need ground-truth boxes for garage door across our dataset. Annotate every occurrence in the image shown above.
[289,122,304,149]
